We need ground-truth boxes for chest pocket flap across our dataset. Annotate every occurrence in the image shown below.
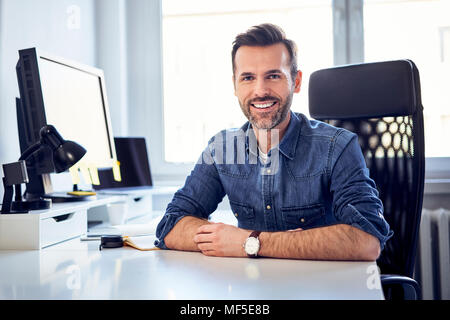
[281,204,326,230]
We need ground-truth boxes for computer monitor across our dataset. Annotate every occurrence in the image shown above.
[15,47,117,199]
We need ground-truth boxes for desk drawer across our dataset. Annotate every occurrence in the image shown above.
[0,209,87,250]
[40,210,87,248]
[127,195,152,220]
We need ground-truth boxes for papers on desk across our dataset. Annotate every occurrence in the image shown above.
[84,218,160,251]
[123,236,160,251]
[85,215,161,239]
[85,223,155,239]
[112,223,157,236]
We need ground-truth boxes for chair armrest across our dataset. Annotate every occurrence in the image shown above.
[380,274,421,300]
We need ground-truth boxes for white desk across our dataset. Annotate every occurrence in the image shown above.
[0,233,384,300]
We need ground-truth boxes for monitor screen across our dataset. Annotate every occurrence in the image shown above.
[38,57,114,167]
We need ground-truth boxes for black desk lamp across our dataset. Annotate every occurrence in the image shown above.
[1,125,86,214]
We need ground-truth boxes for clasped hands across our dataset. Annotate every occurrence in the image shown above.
[192,222,303,257]
[193,222,250,257]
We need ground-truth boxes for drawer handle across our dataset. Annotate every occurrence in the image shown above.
[52,213,74,222]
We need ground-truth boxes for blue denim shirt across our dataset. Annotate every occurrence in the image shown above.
[155,112,393,250]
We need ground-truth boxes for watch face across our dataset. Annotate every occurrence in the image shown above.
[245,237,260,255]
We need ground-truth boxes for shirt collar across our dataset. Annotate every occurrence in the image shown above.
[278,111,302,160]
[243,111,302,160]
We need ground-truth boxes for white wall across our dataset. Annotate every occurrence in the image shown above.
[0,0,98,196]
[125,0,169,184]
[95,0,129,137]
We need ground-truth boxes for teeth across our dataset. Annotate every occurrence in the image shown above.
[252,101,275,109]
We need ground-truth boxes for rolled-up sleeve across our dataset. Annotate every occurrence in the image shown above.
[329,130,393,250]
[154,144,226,249]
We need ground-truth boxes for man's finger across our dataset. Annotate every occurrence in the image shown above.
[288,228,303,232]
[197,242,214,251]
[193,233,213,243]
[196,223,220,234]
[201,250,217,256]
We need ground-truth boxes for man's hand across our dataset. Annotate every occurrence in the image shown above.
[194,223,251,257]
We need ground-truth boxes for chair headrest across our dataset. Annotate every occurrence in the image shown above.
[308,60,422,120]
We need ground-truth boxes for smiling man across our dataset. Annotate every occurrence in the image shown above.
[155,23,392,260]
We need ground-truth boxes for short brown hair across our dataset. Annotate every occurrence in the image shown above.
[232,23,298,81]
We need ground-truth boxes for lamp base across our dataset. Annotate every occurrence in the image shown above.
[11,198,52,212]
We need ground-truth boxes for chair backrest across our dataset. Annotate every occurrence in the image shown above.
[308,60,425,278]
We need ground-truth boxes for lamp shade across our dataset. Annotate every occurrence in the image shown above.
[19,125,86,173]
[53,140,86,173]
[39,125,86,173]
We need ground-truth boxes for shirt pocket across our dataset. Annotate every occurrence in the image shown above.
[229,200,255,230]
[281,204,326,230]
[216,164,253,178]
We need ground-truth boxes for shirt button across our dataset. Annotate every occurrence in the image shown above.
[300,218,305,223]
[266,205,271,210]
[234,213,238,217]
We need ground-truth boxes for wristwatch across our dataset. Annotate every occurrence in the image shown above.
[243,231,261,257]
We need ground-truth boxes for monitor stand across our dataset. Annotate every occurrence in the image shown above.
[11,198,52,212]
[8,184,51,213]
[44,192,96,203]
[24,171,97,204]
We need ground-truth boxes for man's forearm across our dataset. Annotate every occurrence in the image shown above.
[164,215,211,251]
[166,218,380,261]
[259,224,381,261]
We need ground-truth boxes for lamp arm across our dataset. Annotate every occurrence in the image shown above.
[19,141,43,161]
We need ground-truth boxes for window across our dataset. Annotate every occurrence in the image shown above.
[156,0,449,181]
[162,0,333,163]
[364,0,450,158]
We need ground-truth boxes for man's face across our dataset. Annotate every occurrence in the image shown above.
[233,43,302,130]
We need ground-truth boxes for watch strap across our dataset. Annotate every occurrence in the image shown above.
[249,231,261,239]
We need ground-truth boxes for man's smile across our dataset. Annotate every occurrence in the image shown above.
[249,96,280,113]
[250,100,278,109]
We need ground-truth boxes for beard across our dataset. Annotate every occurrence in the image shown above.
[239,92,293,130]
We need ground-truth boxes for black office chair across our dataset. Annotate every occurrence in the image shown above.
[308,60,425,300]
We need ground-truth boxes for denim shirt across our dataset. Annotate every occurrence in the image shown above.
[155,112,393,250]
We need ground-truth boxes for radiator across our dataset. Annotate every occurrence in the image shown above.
[414,208,450,300]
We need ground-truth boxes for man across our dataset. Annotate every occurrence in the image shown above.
[155,23,392,260]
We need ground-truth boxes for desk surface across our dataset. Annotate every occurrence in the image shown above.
[0,234,384,300]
